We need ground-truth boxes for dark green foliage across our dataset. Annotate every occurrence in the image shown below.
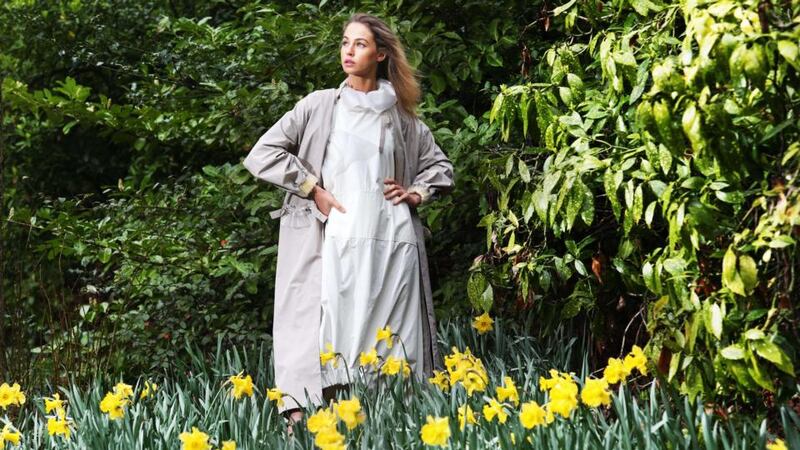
[479,0,800,409]
[0,0,525,383]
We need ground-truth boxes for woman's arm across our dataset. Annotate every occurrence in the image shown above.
[242,93,319,198]
[406,119,455,203]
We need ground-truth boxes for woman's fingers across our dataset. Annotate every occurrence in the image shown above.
[393,192,410,205]
[383,184,403,198]
[383,177,397,185]
[332,198,347,213]
[327,192,346,213]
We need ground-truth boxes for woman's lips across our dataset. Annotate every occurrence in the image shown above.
[344,60,355,66]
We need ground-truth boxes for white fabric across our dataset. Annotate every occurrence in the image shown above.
[319,79,424,386]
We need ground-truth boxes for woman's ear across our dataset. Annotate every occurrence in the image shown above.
[377,49,387,62]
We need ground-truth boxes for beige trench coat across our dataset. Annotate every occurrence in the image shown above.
[243,79,454,412]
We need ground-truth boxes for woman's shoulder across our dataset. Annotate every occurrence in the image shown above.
[301,87,337,104]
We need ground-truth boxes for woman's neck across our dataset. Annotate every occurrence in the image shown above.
[345,75,379,93]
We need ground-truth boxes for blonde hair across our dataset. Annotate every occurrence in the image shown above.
[343,13,421,117]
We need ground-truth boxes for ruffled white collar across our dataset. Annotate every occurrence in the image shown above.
[340,78,397,113]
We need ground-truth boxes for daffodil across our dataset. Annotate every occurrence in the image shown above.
[178,427,211,450]
[267,387,285,408]
[623,345,648,375]
[47,414,71,439]
[482,398,509,423]
[581,377,611,407]
[44,393,65,414]
[496,376,519,406]
[221,440,236,450]
[227,373,254,399]
[467,367,490,395]
[381,355,403,376]
[548,389,578,418]
[541,370,578,418]
[402,359,411,378]
[472,312,494,334]
[314,427,346,450]
[767,438,788,450]
[520,401,547,429]
[100,391,128,420]
[0,383,26,410]
[320,343,338,367]
[429,370,450,392]
[140,381,158,399]
[457,404,476,430]
[307,408,338,434]
[603,357,629,384]
[444,346,489,395]
[376,326,394,349]
[0,424,22,446]
[333,397,366,430]
[113,382,133,399]
[420,415,450,447]
[359,348,378,368]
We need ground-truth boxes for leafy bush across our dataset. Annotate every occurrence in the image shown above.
[477,0,800,406]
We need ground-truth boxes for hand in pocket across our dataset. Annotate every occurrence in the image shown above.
[312,186,346,216]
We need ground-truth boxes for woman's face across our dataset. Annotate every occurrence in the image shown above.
[340,22,385,78]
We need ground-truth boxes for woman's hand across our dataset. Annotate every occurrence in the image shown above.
[311,185,346,216]
[383,178,422,208]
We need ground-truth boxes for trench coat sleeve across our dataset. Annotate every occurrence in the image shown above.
[242,94,319,197]
[406,119,455,203]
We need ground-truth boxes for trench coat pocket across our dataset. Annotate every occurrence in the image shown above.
[269,203,328,228]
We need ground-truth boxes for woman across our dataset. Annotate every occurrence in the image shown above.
[243,13,454,430]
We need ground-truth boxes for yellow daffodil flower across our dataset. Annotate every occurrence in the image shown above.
[482,398,509,423]
[0,424,22,446]
[402,360,411,378]
[266,387,284,408]
[520,401,547,429]
[314,427,346,450]
[99,391,128,420]
[541,371,578,418]
[428,370,450,392]
[227,373,254,399]
[381,355,403,376]
[113,382,133,399]
[178,427,211,450]
[0,383,26,410]
[767,438,788,450]
[140,381,158,399]
[457,404,477,430]
[471,312,494,334]
[307,408,338,434]
[376,326,394,349]
[623,345,648,375]
[359,348,378,368]
[47,415,70,439]
[221,440,236,450]
[420,415,451,447]
[44,393,65,414]
[333,397,366,430]
[320,343,338,368]
[603,357,630,384]
[581,378,611,407]
[496,376,519,406]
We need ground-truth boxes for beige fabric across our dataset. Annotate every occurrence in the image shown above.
[243,79,454,413]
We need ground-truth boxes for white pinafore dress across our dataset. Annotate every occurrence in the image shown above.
[319,79,424,387]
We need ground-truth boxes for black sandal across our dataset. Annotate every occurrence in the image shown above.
[282,407,303,436]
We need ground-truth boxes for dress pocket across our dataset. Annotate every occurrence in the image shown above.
[273,204,313,229]
[272,202,328,228]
